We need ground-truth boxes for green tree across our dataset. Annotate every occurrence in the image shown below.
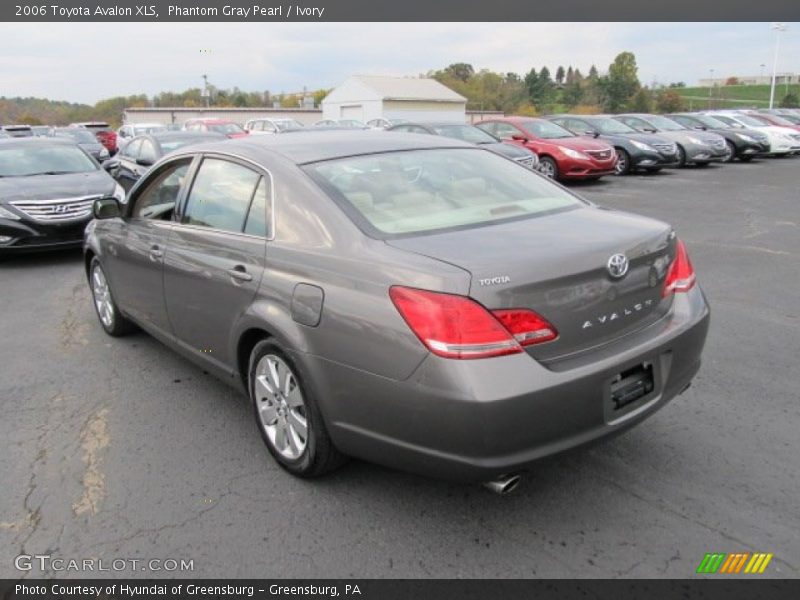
[443,62,475,83]
[655,89,686,113]
[602,51,641,113]
[562,81,584,108]
[628,88,654,113]
[566,66,574,84]
[555,66,565,85]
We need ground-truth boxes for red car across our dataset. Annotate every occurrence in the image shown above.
[70,122,118,155]
[476,117,617,181]
[183,118,249,138]
[744,112,800,133]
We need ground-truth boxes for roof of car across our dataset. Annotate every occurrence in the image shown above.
[169,130,471,165]
[186,118,236,124]
[480,116,541,123]
[149,131,226,141]
[0,136,76,146]
[396,122,475,128]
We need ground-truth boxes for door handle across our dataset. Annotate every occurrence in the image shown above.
[227,266,253,282]
[149,245,163,261]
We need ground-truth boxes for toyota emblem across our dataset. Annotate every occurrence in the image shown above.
[607,253,629,279]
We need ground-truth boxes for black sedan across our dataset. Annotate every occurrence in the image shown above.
[547,115,679,175]
[388,122,539,170]
[667,113,768,162]
[51,127,110,162]
[0,137,122,253]
[107,131,226,192]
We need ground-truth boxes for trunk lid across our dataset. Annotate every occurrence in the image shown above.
[387,206,675,362]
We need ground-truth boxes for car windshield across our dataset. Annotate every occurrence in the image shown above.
[0,143,98,177]
[760,114,794,126]
[134,125,166,135]
[777,113,800,124]
[693,115,730,129]
[306,148,582,237]
[159,136,219,153]
[389,119,408,125]
[521,120,574,139]
[710,115,744,129]
[730,114,767,128]
[432,125,498,144]
[592,118,637,134]
[338,120,367,128]
[644,115,687,131]
[274,120,304,131]
[55,129,97,143]
[208,123,244,134]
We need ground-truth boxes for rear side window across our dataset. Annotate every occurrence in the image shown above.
[243,177,270,237]
[182,158,261,233]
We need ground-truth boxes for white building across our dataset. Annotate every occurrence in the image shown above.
[321,75,467,123]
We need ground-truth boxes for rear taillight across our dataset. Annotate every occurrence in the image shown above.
[389,286,557,360]
[663,239,696,296]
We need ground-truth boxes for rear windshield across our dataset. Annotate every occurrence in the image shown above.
[433,125,498,144]
[306,148,582,237]
[55,129,97,143]
[0,143,98,177]
[159,136,219,153]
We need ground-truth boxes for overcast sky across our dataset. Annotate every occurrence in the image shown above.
[1,22,797,104]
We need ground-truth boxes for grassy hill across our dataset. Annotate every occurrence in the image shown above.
[677,84,800,110]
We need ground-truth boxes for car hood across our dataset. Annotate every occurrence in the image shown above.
[481,142,534,160]
[0,170,115,203]
[542,136,613,151]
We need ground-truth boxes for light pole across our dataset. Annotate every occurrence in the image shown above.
[708,69,715,109]
[769,23,787,109]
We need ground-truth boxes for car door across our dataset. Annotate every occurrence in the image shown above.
[116,138,143,192]
[163,155,269,371]
[106,156,195,334]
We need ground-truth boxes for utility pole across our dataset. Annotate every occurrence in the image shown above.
[202,74,210,107]
[769,23,787,109]
[708,69,714,109]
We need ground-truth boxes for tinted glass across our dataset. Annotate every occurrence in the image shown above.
[593,118,637,134]
[207,123,244,134]
[132,160,191,220]
[243,177,270,237]
[694,115,730,129]
[433,125,497,144]
[55,129,97,143]
[0,143,98,177]
[521,120,574,139]
[182,159,260,233]
[645,115,687,131]
[308,148,582,237]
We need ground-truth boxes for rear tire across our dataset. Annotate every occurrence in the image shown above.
[739,155,753,162]
[89,258,135,336]
[249,339,347,477]
[614,148,631,175]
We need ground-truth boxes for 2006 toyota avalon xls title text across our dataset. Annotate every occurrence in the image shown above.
[84,131,709,490]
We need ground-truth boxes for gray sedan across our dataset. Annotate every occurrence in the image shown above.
[84,132,710,490]
[614,114,729,166]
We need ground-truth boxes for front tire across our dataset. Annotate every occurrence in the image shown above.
[539,156,558,180]
[614,148,631,175]
[89,258,135,336]
[249,340,346,477]
[675,145,687,167]
[722,140,736,163]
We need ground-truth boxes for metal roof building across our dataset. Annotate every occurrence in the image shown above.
[321,75,467,123]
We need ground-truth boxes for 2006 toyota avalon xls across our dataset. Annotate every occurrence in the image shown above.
[84,131,709,491]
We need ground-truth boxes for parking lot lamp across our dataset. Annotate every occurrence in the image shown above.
[769,23,787,109]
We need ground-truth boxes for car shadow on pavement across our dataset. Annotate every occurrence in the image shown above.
[0,248,84,269]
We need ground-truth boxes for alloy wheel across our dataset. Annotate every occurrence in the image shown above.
[91,265,114,328]
[540,159,556,179]
[614,149,628,175]
[254,354,308,460]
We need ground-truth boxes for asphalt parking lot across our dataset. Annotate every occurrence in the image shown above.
[1,158,798,579]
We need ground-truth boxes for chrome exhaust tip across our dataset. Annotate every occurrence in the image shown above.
[482,474,522,495]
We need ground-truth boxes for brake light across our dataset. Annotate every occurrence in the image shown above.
[389,286,557,359]
[492,309,558,346]
[663,239,696,296]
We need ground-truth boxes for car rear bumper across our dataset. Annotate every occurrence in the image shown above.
[306,286,710,482]
[0,217,90,253]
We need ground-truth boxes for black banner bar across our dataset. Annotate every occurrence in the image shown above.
[3,580,800,600]
[2,0,800,22]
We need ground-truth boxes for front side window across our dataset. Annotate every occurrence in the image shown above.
[619,117,649,132]
[521,120,575,140]
[491,122,522,140]
[307,148,583,237]
[131,159,191,220]
[182,158,261,233]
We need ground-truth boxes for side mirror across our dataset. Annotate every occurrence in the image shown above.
[643,127,657,133]
[101,158,119,172]
[136,157,153,167]
[93,197,122,220]
[587,130,600,138]
[511,133,529,142]
[694,125,708,130]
